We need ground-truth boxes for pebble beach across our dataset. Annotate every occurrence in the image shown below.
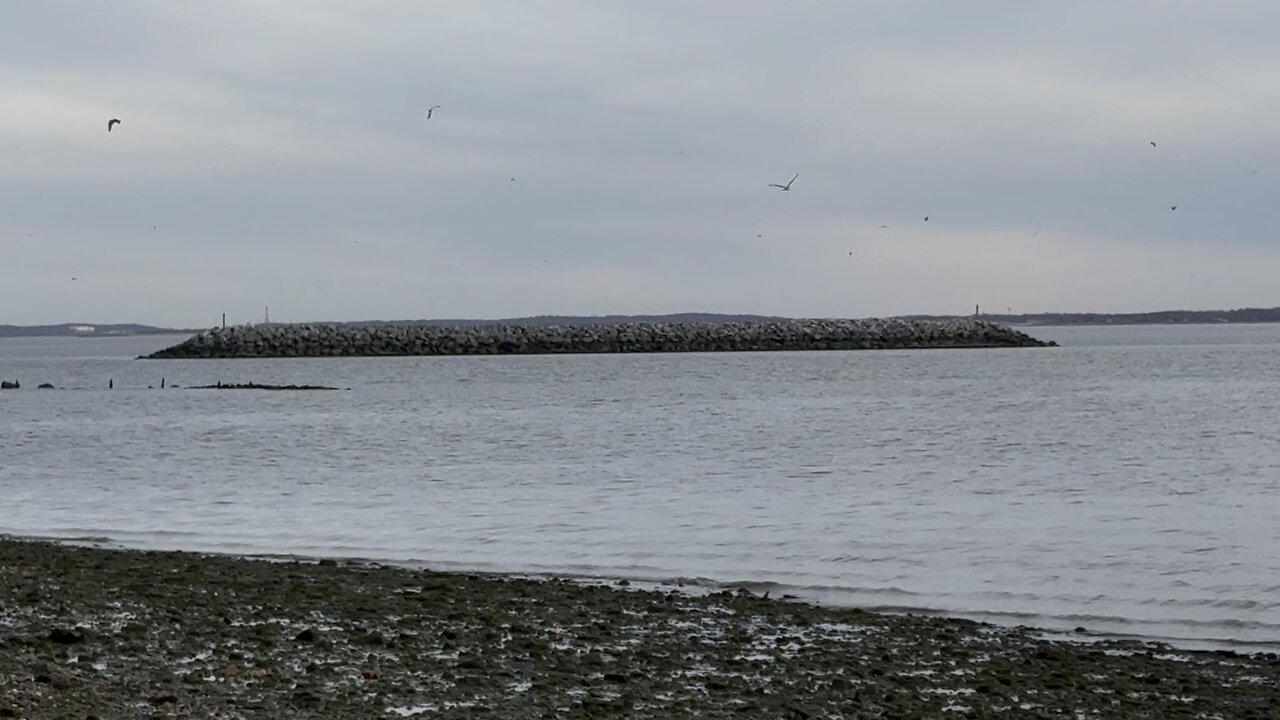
[1,538,1276,719]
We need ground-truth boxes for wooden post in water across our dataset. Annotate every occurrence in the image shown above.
[161,378,165,389]
[108,379,113,389]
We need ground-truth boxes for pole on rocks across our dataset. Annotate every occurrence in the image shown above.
[161,378,165,389]
[222,313,226,329]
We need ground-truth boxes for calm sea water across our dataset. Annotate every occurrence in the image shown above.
[2,324,1279,651]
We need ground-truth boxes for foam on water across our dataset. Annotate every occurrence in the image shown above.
[2,325,1280,652]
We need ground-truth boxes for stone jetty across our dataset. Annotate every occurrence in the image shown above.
[143,318,1054,359]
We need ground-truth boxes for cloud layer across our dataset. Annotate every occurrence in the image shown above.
[3,2,1279,325]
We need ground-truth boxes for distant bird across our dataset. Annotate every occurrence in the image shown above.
[1150,141,1157,148]
[427,105,441,119]
[510,177,515,182]
[1171,205,1177,211]
[107,118,121,132]
[880,225,888,229]
[756,234,764,238]
[923,216,929,222]
[768,173,798,191]
[71,277,77,281]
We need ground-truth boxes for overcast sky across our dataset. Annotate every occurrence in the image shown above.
[3,1,1279,326]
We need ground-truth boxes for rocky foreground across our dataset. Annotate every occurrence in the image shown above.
[142,319,1054,359]
[1,539,1276,719]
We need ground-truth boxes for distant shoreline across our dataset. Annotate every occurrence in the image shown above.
[5,308,1280,338]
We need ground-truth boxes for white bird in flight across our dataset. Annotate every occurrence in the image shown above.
[768,173,798,191]
[427,105,441,119]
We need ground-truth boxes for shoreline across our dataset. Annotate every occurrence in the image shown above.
[10,533,1273,656]
[2,538,1277,718]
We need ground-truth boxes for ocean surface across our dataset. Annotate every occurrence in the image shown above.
[2,324,1279,652]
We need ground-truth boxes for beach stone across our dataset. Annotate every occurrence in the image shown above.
[48,628,84,644]
[2,538,1278,718]
[36,383,54,389]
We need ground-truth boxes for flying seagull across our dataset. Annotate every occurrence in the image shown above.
[923,216,929,222]
[1170,205,1177,211]
[768,173,798,191]
[427,105,441,119]
[1150,141,1157,148]
[107,118,121,132]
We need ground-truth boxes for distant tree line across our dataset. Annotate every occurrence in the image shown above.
[6,308,1280,338]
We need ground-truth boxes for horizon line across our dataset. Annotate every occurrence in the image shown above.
[5,305,1280,330]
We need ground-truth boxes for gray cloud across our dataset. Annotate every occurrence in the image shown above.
[4,2,1280,325]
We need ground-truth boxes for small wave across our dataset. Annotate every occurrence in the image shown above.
[1140,597,1276,611]
[0,532,113,545]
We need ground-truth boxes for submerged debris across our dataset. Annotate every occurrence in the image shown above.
[187,382,343,391]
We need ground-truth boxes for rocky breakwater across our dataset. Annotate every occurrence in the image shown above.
[143,318,1054,359]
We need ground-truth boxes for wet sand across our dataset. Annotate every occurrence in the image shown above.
[1,538,1276,719]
